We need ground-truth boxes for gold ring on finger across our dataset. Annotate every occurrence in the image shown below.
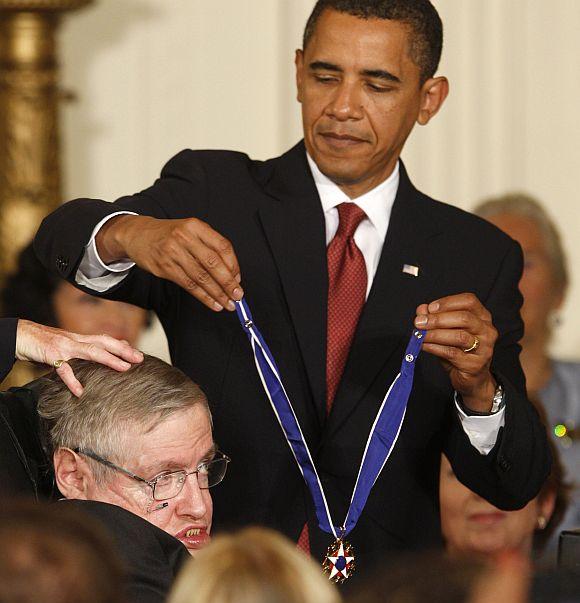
[53,359,65,369]
[463,336,480,354]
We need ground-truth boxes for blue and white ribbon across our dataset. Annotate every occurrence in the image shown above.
[235,298,425,539]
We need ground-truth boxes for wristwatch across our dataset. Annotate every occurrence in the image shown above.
[456,382,505,416]
[489,383,505,414]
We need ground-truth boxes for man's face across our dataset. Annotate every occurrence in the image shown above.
[296,10,443,198]
[85,405,214,556]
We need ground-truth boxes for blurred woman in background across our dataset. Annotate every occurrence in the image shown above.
[2,243,148,346]
[1,243,149,386]
[474,193,579,552]
[439,441,569,565]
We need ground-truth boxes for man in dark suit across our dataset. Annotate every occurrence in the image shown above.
[34,0,551,572]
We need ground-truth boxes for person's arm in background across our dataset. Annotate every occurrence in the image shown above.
[2,318,143,395]
[0,318,18,381]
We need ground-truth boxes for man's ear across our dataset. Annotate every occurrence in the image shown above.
[53,448,91,499]
[295,49,305,104]
[417,76,449,126]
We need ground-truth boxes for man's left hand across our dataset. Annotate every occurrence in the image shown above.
[414,293,498,413]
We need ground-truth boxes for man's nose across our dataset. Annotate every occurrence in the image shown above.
[325,81,364,121]
[174,474,209,518]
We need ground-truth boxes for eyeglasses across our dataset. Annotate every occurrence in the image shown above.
[73,448,230,501]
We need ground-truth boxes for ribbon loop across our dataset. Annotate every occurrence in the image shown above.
[235,298,425,539]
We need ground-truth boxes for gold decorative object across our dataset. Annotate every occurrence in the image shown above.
[0,0,93,279]
[0,0,93,388]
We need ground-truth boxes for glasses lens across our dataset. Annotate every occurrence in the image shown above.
[205,457,229,488]
[152,456,229,499]
[153,472,186,501]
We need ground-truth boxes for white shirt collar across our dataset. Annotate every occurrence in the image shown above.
[306,153,399,239]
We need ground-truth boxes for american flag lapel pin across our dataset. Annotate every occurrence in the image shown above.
[402,264,419,277]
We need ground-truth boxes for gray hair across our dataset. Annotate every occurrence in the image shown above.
[473,192,569,293]
[38,355,210,484]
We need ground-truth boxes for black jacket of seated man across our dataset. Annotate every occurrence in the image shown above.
[57,500,190,603]
[33,142,552,568]
[0,318,49,500]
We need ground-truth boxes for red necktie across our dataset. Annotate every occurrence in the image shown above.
[297,203,367,555]
[326,202,368,413]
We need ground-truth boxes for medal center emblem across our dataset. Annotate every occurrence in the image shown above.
[323,539,355,583]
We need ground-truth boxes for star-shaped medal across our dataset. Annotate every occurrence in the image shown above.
[323,539,355,583]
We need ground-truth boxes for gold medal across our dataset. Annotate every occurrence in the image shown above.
[323,537,355,583]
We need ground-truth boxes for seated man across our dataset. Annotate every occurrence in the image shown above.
[37,354,229,556]
[1,316,143,499]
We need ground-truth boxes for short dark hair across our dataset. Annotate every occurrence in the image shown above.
[303,0,443,83]
[0,242,61,325]
[0,499,124,603]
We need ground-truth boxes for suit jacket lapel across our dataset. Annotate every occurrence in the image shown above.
[325,162,446,438]
[258,142,328,426]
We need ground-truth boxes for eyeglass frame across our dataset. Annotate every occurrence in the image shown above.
[72,447,230,501]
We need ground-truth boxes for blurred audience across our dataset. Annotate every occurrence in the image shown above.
[0,499,124,603]
[38,355,228,556]
[346,549,530,603]
[440,436,570,564]
[474,193,580,555]
[168,526,341,603]
[2,242,148,345]
[57,499,190,603]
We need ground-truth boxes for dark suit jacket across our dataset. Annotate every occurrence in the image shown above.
[34,141,551,568]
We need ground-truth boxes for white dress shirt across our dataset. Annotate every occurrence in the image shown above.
[308,155,399,299]
[77,157,505,454]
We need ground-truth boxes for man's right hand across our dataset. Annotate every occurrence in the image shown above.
[96,214,244,311]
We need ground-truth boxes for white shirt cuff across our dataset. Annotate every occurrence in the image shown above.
[455,394,505,455]
[75,211,137,292]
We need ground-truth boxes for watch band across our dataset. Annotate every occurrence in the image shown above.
[456,383,505,416]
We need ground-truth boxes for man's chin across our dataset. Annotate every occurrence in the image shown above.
[313,158,366,187]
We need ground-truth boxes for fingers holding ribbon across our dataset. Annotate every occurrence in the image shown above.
[414,293,498,412]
